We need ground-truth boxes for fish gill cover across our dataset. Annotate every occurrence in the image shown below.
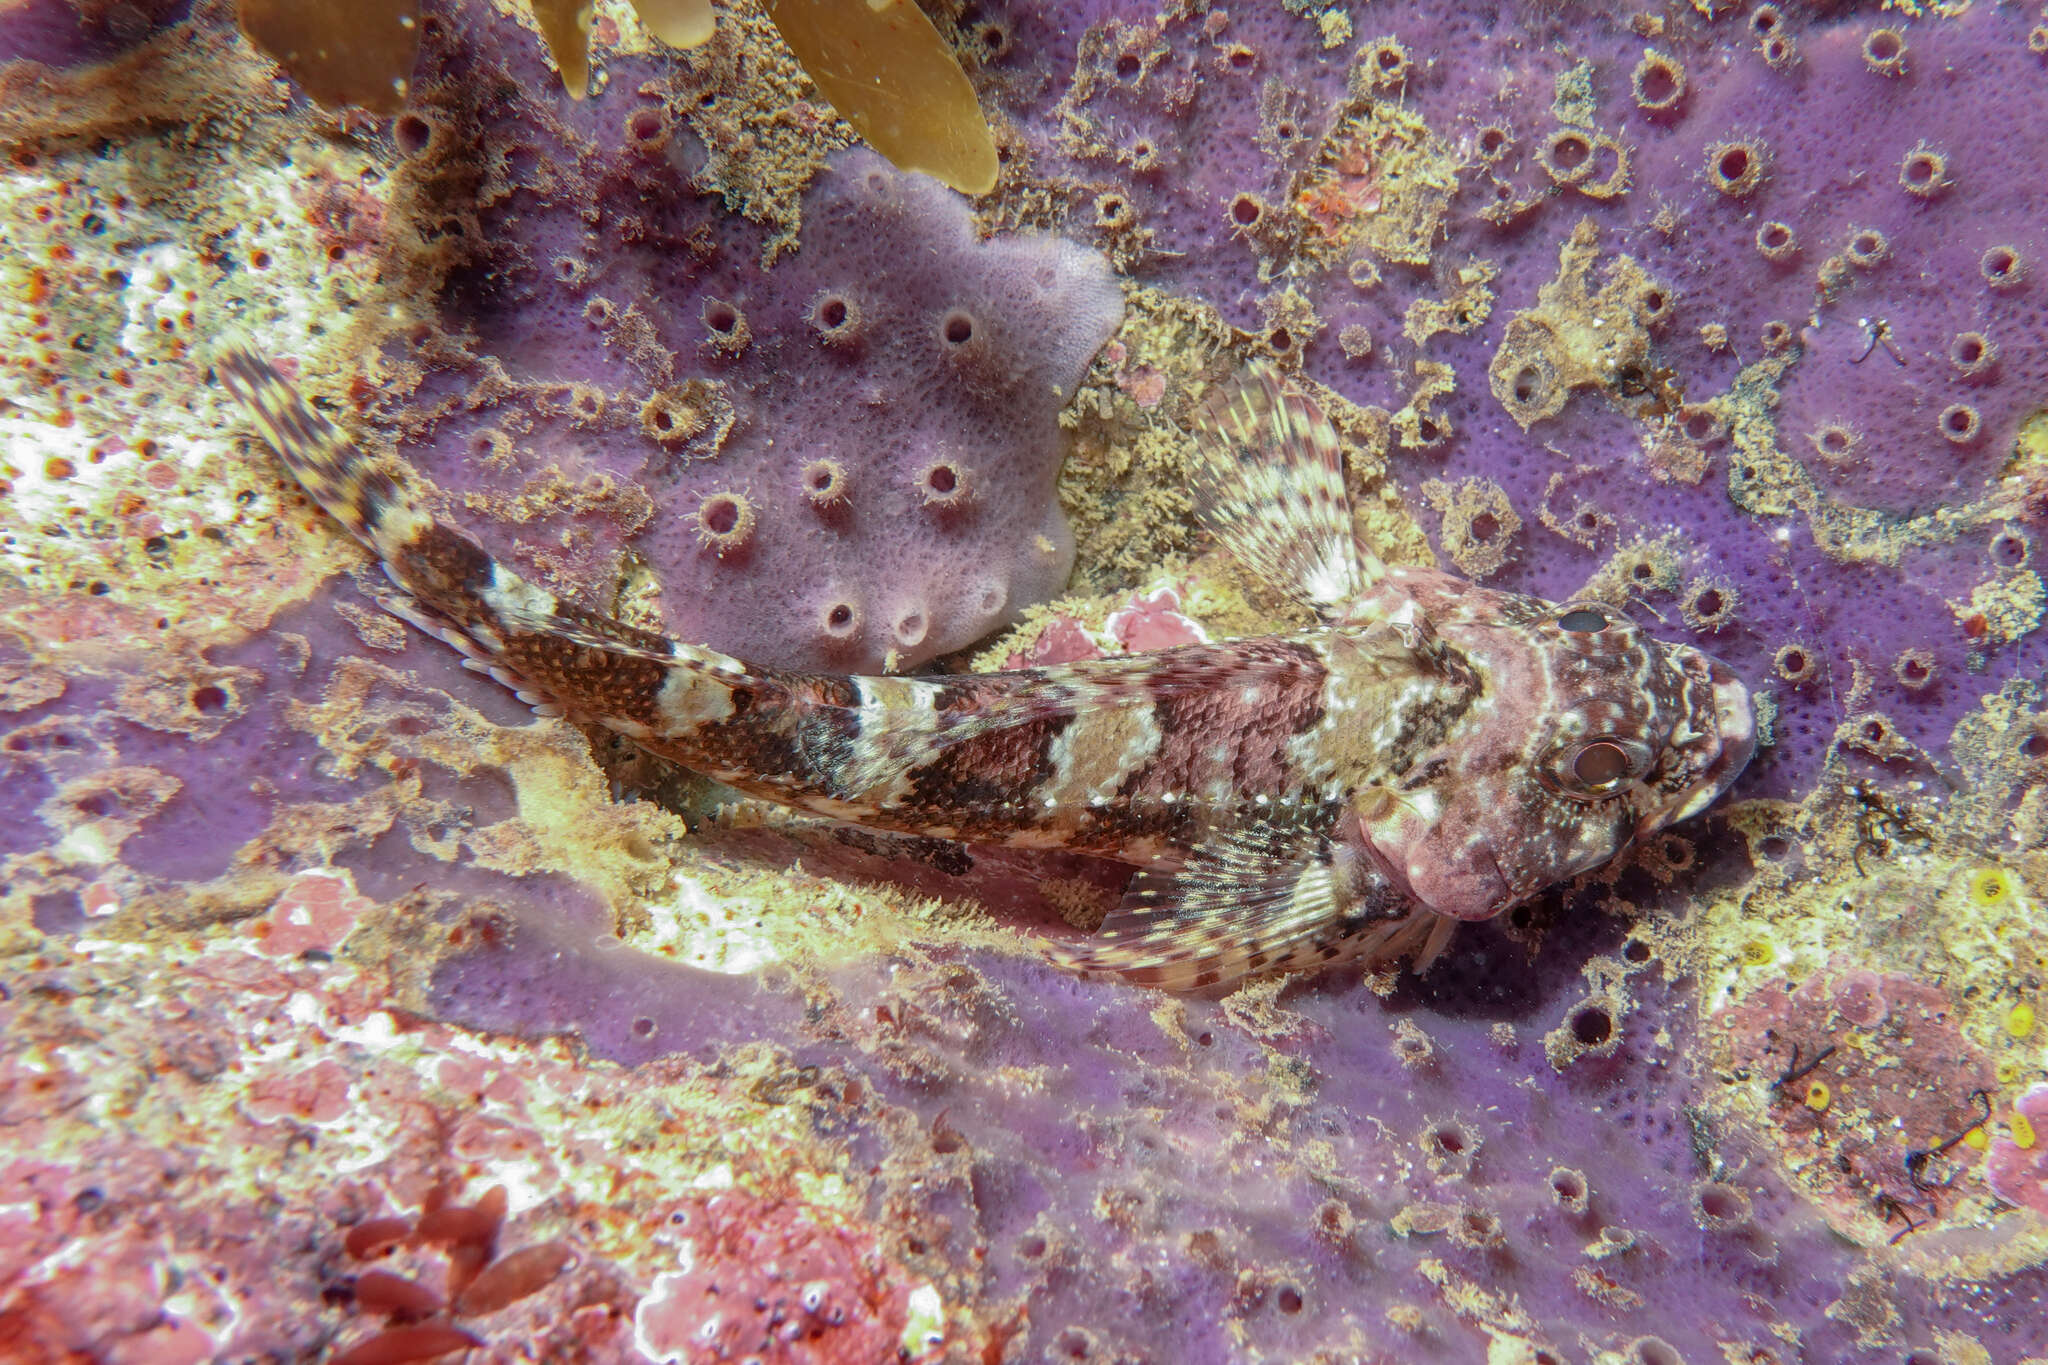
[0,1,2046,1363]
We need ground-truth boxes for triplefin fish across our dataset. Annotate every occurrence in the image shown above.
[219,349,1755,991]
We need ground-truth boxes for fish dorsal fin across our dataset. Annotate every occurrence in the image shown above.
[1188,361,1385,622]
[1057,813,1408,992]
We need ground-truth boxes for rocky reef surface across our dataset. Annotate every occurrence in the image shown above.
[3,0,2048,1362]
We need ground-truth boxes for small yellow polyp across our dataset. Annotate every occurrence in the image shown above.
[2007,1001,2038,1039]
[1804,1081,1832,1111]
[2012,1113,2038,1150]
[1964,1126,1990,1151]
[1968,867,2012,905]
[763,0,1000,195]
[1739,938,1774,967]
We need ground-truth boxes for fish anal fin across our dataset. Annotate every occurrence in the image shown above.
[1189,361,1384,622]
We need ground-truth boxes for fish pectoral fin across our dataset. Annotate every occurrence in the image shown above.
[1189,360,1385,623]
[1056,816,1401,991]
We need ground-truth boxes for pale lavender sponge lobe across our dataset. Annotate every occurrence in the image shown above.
[389,132,1121,674]
[630,150,1123,672]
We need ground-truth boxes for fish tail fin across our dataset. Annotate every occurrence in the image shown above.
[214,346,870,804]
[215,347,432,565]
[217,348,611,660]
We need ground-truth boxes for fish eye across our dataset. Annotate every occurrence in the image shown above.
[1572,740,1632,788]
[1543,734,1649,800]
[1558,607,1609,633]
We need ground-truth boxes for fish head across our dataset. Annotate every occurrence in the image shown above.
[1356,580,1755,924]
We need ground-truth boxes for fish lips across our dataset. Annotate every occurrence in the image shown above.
[1645,652,1757,832]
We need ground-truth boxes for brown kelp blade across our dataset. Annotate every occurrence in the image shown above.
[236,0,421,114]
[630,0,715,49]
[528,0,594,97]
[763,0,998,195]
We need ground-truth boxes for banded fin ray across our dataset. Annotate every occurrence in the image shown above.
[1056,812,1410,991]
[1188,361,1384,623]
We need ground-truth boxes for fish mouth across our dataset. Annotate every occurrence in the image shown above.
[1657,655,1757,827]
[1354,817,1522,924]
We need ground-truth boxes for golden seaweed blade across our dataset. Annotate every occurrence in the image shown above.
[528,0,595,97]
[532,0,712,98]
[236,0,422,114]
[763,0,998,195]
[629,0,716,49]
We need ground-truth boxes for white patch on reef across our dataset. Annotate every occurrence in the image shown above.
[327,1009,402,1054]
[0,127,388,577]
[330,1140,400,1177]
[156,1302,227,1355]
[119,243,192,356]
[53,823,115,866]
[902,1283,945,1354]
[473,1161,552,1214]
[651,873,784,974]
[633,1270,696,1365]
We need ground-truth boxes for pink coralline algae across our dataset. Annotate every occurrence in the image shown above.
[244,1054,357,1124]
[634,1193,916,1365]
[246,870,371,958]
[1005,614,1101,668]
[0,907,718,1362]
[1711,963,2001,1229]
[1103,583,1207,652]
[1986,1084,2048,1219]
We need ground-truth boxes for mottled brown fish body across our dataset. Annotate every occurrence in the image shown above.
[220,348,1754,991]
